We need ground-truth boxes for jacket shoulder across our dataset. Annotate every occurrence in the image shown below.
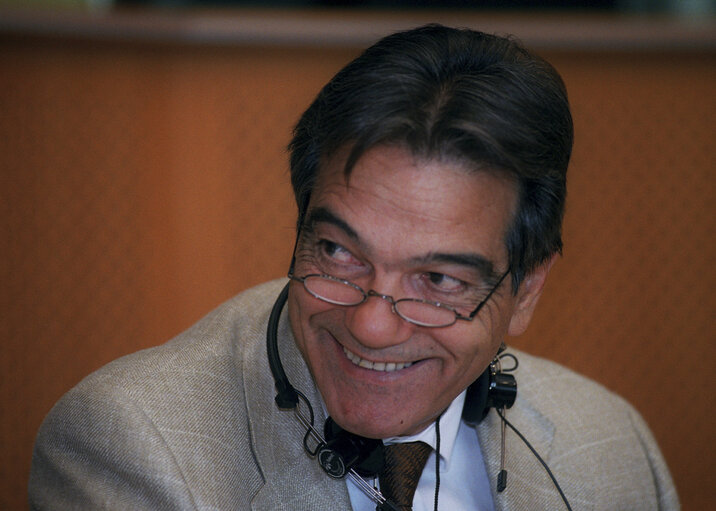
[29,279,287,510]
[504,348,680,510]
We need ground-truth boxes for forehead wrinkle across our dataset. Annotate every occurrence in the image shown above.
[311,177,438,244]
[346,180,457,233]
[323,147,481,229]
[341,150,458,221]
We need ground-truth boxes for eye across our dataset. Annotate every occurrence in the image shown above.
[424,272,466,293]
[319,240,360,266]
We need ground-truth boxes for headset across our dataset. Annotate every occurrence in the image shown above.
[266,283,571,510]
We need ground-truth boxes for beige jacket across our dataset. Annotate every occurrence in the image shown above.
[29,279,679,510]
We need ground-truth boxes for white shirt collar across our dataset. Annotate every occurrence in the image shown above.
[381,389,466,471]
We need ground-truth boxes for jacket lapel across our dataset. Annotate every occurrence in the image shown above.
[243,302,353,510]
[476,388,556,510]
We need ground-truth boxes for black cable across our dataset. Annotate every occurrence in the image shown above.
[496,409,573,511]
[433,415,441,511]
[266,283,298,409]
[498,352,519,372]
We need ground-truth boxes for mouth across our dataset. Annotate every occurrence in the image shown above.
[342,346,414,372]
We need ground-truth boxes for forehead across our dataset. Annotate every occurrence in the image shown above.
[308,146,518,266]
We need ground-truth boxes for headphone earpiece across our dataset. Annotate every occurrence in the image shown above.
[486,371,517,410]
[463,356,517,425]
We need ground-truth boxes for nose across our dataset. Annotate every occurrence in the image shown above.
[343,291,413,349]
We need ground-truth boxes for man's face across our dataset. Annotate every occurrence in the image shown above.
[288,145,538,439]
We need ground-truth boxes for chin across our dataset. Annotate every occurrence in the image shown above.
[327,401,429,439]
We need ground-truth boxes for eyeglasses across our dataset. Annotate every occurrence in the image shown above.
[288,269,510,328]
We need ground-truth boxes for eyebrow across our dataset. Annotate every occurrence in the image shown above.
[302,207,358,240]
[410,252,497,281]
[302,206,498,280]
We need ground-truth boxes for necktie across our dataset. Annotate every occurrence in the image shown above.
[378,441,432,511]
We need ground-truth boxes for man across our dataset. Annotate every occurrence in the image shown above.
[30,25,678,510]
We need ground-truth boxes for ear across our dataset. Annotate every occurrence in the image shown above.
[507,254,558,336]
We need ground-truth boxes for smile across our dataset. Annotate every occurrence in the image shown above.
[342,346,414,372]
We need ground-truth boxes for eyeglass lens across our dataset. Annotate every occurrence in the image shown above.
[393,299,456,326]
[302,275,457,327]
[304,275,364,306]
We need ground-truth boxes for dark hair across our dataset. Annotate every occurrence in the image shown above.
[289,24,573,290]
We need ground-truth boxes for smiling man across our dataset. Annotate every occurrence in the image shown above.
[30,25,678,511]
[288,146,522,441]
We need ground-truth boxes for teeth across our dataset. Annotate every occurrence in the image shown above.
[343,347,413,372]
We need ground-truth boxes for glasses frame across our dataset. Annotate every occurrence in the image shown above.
[288,268,511,328]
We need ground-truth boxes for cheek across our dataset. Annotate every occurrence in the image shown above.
[439,329,491,374]
[438,312,511,375]
[287,286,335,358]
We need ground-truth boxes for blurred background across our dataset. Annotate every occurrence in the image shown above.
[3,0,716,14]
[1,2,714,510]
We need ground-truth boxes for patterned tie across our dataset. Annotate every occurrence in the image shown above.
[378,441,433,511]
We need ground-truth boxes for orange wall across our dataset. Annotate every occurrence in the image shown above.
[1,32,714,509]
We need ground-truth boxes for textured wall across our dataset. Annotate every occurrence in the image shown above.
[1,35,713,509]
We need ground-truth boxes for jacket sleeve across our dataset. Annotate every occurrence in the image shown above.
[29,381,197,510]
[628,406,681,511]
